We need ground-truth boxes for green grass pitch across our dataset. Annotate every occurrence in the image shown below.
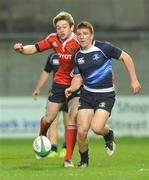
[0,137,149,180]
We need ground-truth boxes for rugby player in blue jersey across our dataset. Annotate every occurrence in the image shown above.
[65,21,141,167]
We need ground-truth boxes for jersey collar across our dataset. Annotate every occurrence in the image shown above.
[80,40,98,53]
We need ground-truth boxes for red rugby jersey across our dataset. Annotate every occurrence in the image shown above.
[36,32,80,85]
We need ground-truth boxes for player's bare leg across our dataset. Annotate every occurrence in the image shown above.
[77,109,94,167]
[91,109,116,156]
[39,101,62,136]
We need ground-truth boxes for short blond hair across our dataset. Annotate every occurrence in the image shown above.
[53,11,74,27]
[76,21,94,34]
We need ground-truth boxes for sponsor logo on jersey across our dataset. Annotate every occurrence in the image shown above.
[78,57,85,64]
[57,53,72,60]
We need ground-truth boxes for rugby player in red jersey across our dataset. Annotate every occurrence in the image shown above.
[14,11,80,167]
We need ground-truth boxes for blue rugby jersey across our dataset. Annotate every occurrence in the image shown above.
[72,41,122,92]
[44,52,59,79]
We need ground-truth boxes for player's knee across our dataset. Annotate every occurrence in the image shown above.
[68,110,77,122]
[78,128,88,139]
[44,113,54,124]
[91,125,103,135]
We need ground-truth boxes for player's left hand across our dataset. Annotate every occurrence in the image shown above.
[32,89,40,100]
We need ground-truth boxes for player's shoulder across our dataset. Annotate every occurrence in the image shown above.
[46,33,57,40]
[72,33,78,40]
[48,52,58,59]
[47,52,59,63]
[71,48,81,63]
[95,40,111,48]
[95,40,114,52]
[69,32,79,44]
[73,47,81,56]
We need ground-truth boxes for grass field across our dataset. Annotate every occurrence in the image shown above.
[0,137,149,180]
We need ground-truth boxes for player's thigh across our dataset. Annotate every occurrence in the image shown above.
[77,109,94,133]
[68,96,79,113]
[91,109,109,132]
[46,101,62,120]
[62,112,69,128]
[68,97,79,121]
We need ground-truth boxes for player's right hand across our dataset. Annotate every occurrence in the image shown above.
[65,87,73,98]
[131,80,141,95]
[14,43,24,53]
[32,90,40,100]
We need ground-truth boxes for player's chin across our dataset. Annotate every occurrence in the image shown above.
[60,35,67,41]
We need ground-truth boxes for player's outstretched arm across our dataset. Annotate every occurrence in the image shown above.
[14,43,37,54]
[119,51,141,94]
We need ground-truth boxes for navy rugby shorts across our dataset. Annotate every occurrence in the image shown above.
[78,88,115,114]
[48,82,80,106]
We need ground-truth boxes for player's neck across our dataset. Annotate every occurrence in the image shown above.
[60,32,73,43]
[81,43,92,50]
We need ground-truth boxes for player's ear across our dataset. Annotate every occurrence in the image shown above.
[91,33,94,40]
[71,25,74,32]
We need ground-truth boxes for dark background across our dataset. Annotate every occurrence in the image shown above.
[0,0,148,96]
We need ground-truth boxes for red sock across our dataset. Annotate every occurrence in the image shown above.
[64,127,77,161]
[39,117,50,136]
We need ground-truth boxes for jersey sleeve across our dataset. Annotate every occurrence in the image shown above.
[99,41,122,59]
[44,55,53,73]
[35,35,52,52]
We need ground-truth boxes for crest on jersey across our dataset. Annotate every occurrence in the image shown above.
[78,57,85,64]
[70,46,75,53]
[92,54,100,61]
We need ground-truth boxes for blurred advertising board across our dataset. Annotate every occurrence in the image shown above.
[0,96,149,138]
[110,96,149,137]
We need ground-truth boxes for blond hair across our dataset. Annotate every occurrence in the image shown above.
[53,11,74,27]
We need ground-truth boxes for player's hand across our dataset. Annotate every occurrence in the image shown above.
[32,89,40,100]
[131,80,141,94]
[14,43,24,53]
[65,87,73,98]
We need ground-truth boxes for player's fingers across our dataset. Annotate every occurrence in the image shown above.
[133,86,141,94]
[67,92,72,98]
[65,93,69,98]
[32,93,38,100]
[32,95,36,100]
[65,89,69,96]
[14,43,23,52]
